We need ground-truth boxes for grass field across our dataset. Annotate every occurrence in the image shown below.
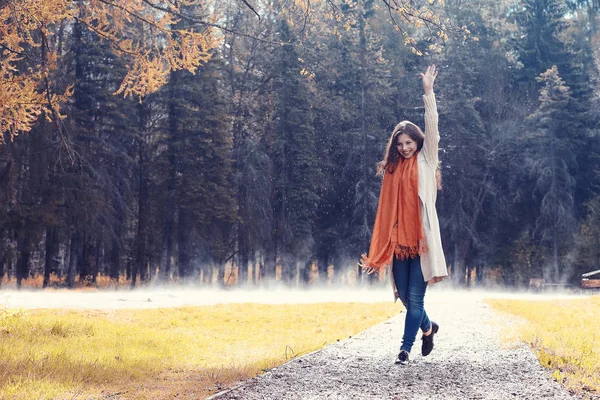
[488,295,600,398]
[2,294,598,399]
[0,302,399,399]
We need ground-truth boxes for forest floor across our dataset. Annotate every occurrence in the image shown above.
[207,292,594,400]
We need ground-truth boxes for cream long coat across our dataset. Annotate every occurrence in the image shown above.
[391,92,448,300]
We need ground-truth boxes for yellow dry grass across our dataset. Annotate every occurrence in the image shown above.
[0,302,399,399]
[488,295,600,399]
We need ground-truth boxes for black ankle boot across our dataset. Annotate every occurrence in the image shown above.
[421,321,439,356]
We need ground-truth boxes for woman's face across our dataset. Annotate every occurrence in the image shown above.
[396,133,418,159]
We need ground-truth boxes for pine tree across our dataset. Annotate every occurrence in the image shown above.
[309,0,393,284]
[418,1,526,286]
[221,5,278,285]
[66,13,138,286]
[526,66,578,282]
[352,0,393,284]
[270,18,320,285]
[514,0,569,102]
[561,12,600,208]
[513,0,599,284]
[434,50,488,285]
[164,53,236,282]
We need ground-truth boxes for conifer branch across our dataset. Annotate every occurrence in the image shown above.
[80,21,138,56]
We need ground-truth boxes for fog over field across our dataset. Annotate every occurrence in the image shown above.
[0,287,589,310]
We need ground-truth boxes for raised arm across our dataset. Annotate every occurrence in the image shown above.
[419,65,439,167]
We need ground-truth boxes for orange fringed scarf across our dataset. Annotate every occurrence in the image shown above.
[361,154,425,273]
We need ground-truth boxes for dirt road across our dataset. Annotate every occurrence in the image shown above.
[208,295,586,400]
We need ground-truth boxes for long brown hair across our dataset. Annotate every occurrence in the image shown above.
[377,121,424,176]
[376,121,443,190]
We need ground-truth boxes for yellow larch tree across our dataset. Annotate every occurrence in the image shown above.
[0,0,222,142]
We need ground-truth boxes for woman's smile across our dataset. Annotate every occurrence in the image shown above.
[396,133,418,159]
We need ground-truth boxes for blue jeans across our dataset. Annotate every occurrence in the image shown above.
[393,255,431,352]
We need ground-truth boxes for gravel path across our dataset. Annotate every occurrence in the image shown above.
[209,295,585,400]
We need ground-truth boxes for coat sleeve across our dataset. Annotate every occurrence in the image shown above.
[421,92,439,168]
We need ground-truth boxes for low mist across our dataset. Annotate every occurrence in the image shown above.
[0,285,590,310]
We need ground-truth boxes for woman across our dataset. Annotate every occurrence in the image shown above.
[361,65,448,366]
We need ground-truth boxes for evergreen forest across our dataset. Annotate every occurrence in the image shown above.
[1,0,600,289]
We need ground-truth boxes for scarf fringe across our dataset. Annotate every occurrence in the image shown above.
[360,241,428,275]
[359,256,387,275]
[394,245,420,260]
[359,240,396,274]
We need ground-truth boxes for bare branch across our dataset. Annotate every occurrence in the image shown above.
[40,29,76,163]
[140,0,286,46]
[97,0,170,35]
[299,0,311,38]
[0,43,43,63]
[239,0,260,19]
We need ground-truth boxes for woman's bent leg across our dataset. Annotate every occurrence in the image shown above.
[400,256,429,352]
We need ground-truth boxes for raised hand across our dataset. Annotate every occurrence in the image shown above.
[420,65,438,95]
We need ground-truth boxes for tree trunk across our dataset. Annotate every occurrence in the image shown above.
[139,259,148,282]
[16,249,29,289]
[16,225,30,289]
[318,253,328,285]
[227,12,258,285]
[0,259,4,287]
[452,242,459,284]
[79,232,91,284]
[552,229,559,283]
[357,9,368,286]
[331,252,343,284]
[163,71,178,282]
[282,254,294,285]
[249,246,256,284]
[5,237,13,281]
[302,259,312,285]
[163,226,174,280]
[0,235,5,286]
[110,238,120,282]
[67,233,79,288]
[133,103,149,287]
[504,260,515,287]
[551,127,560,283]
[43,228,57,288]
[92,240,101,284]
[176,222,189,279]
[264,237,277,284]
[452,241,470,286]
[126,258,132,281]
[130,257,138,288]
[258,252,266,284]
[238,222,249,285]
[217,263,226,287]
[476,264,485,285]
[200,263,210,285]
[466,264,472,287]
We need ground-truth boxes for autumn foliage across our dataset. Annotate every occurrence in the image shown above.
[0,0,458,143]
[0,0,221,142]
